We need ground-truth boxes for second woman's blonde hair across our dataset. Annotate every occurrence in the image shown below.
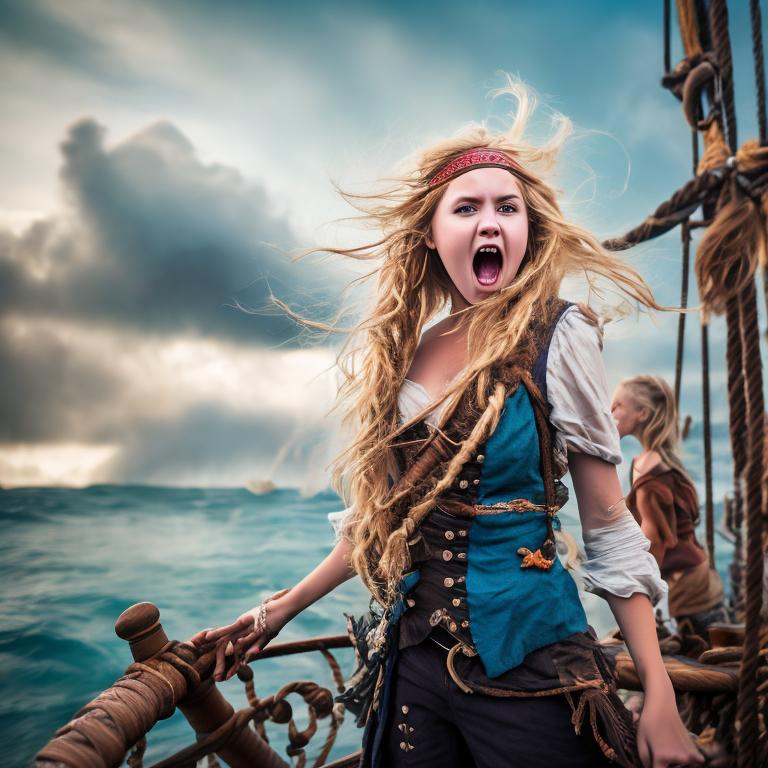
[308,75,663,606]
[620,374,690,479]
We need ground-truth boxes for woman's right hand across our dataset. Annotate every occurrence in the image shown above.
[191,537,356,682]
[191,594,295,681]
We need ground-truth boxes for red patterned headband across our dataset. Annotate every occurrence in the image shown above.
[428,148,521,188]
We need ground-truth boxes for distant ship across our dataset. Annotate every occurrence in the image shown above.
[245,478,277,495]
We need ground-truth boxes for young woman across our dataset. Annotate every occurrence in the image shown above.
[611,375,728,638]
[193,80,704,768]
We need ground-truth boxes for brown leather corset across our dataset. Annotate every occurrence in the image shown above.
[398,505,475,650]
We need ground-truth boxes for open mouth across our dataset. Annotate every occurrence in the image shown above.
[472,246,503,286]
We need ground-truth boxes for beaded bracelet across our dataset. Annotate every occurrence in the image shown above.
[254,601,269,635]
[254,587,292,637]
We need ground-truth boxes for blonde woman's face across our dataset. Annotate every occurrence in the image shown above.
[425,168,529,309]
[610,385,645,439]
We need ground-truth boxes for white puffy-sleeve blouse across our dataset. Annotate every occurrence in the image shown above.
[328,305,666,605]
[546,305,622,475]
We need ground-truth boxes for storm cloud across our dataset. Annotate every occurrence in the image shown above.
[1,117,341,344]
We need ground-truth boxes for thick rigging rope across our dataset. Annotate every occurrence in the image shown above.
[708,0,738,152]
[699,2,765,765]
[665,0,672,75]
[750,0,768,394]
[700,304,716,569]
[674,220,691,410]
[751,0,767,146]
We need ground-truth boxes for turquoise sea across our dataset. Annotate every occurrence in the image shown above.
[0,472,735,766]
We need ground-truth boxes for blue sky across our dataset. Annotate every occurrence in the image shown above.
[0,0,763,490]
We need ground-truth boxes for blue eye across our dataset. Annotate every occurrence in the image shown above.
[455,203,517,214]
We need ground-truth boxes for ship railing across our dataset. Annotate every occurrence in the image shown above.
[34,602,766,768]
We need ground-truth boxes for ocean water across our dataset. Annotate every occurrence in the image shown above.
[0,486,371,766]
[0,479,736,767]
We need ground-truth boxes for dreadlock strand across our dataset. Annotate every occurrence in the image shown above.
[377,383,508,603]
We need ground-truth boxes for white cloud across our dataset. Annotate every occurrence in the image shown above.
[0,317,344,487]
[8,314,338,420]
[0,442,119,488]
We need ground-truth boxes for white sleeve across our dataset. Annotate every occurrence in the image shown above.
[546,306,622,471]
[578,510,668,606]
[328,505,354,541]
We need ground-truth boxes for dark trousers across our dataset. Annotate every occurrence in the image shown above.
[382,636,613,768]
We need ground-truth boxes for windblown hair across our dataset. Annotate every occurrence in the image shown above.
[620,374,690,481]
[310,75,662,606]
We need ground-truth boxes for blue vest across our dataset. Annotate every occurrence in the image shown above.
[465,385,587,676]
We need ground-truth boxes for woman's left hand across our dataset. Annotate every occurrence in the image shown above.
[636,688,706,768]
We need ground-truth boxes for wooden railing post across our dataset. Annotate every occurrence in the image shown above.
[116,603,288,768]
[35,602,288,768]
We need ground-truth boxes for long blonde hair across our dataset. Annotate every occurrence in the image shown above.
[620,374,689,479]
[303,76,661,605]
